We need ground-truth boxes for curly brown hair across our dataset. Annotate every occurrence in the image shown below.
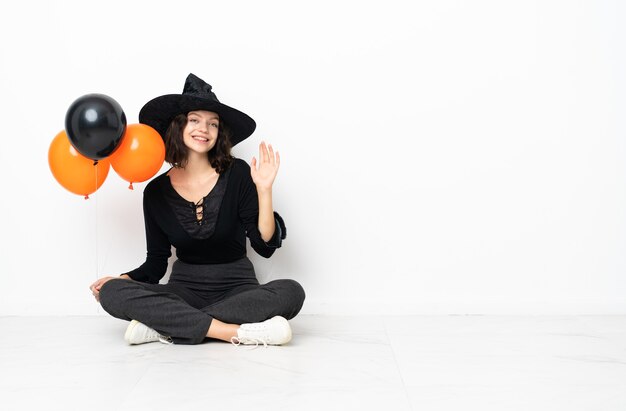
[164,113,234,174]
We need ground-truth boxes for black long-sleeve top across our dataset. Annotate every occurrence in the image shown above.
[125,158,286,284]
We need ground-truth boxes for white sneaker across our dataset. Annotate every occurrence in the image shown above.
[124,320,173,345]
[232,316,292,347]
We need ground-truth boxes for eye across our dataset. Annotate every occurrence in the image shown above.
[189,118,199,123]
[210,123,219,128]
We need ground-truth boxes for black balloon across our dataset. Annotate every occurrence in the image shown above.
[65,94,127,161]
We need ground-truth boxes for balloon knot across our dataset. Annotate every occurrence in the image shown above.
[129,183,134,190]
[84,195,90,200]
[93,160,98,166]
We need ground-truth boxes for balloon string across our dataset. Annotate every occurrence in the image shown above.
[94,163,100,314]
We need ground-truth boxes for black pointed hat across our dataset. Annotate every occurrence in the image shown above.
[139,73,256,146]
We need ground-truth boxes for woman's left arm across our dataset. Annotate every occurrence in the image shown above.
[250,141,280,242]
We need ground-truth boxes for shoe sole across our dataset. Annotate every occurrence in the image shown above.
[124,319,141,344]
[272,316,292,345]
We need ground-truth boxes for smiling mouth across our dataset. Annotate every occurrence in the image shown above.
[192,136,209,142]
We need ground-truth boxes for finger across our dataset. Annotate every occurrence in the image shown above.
[260,141,268,163]
[275,151,280,170]
[268,144,275,166]
[251,156,257,171]
[93,277,111,292]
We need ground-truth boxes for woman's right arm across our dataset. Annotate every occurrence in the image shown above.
[123,188,172,283]
[88,187,171,301]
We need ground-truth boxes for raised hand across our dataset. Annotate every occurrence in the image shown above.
[250,141,280,192]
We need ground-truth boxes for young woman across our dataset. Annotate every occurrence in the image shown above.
[89,73,305,346]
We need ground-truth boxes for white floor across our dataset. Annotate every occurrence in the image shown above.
[1,315,625,411]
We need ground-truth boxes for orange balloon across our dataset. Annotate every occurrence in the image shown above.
[110,124,165,189]
[48,130,110,199]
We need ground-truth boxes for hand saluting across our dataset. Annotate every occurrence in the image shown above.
[250,141,280,192]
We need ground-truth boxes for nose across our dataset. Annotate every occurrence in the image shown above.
[196,121,208,133]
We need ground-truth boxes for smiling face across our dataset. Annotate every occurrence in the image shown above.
[182,110,220,154]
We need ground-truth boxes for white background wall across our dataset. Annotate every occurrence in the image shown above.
[0,0,624,316]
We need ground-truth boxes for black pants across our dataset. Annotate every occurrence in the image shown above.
[99,257,305,344]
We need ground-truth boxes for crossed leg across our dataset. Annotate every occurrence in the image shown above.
[99,278,305,345]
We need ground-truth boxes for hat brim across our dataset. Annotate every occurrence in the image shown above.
[138,94,256,146]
